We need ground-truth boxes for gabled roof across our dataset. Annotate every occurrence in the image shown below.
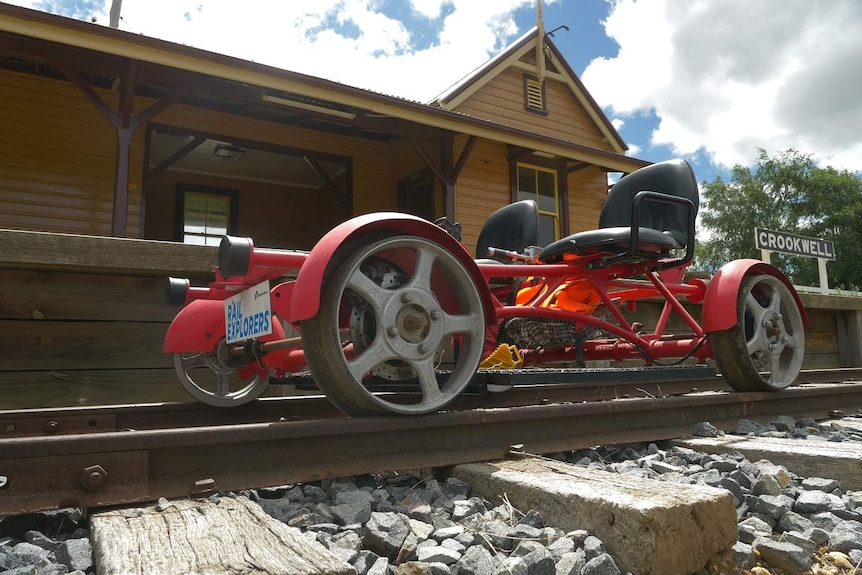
[0,3,646,172]
[431,27,627,155]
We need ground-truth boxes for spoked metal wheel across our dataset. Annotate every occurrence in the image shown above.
[173,338,271,406]
[712,273,805,391]
[302,234,485,416]
[349,256,416,382]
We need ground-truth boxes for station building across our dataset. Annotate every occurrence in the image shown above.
[0,3,647,252]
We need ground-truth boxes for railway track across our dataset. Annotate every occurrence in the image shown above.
[1,368,861,516]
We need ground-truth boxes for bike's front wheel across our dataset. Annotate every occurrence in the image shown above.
[302,234,485,416]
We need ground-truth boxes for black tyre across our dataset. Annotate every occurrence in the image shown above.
[301,234,485,415]
[711,273,805,391]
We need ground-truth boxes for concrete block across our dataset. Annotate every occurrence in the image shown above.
[673,434,862,491]
[452,458,736,575]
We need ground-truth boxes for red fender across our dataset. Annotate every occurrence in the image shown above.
[271,280,295,324]
[163,299,287,353]
[163,299,225,353]
[289,212,496,326]
[701,259,808,333]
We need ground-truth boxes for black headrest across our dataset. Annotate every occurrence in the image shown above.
[475,199,539,258]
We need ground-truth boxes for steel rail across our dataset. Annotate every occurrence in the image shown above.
[3,368,858,440]
[2,379,862,516]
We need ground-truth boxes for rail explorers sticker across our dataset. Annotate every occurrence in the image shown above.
[755,228,836,261]
[224,280,273,344]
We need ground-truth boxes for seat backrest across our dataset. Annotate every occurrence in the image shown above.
[599,159,699,244]
[475,199,539,258]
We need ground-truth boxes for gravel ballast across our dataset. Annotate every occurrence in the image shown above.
[3,414,862,574]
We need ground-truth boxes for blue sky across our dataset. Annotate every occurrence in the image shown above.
[5,0,862,186]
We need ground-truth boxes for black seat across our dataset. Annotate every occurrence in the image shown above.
[539,159,698,268]
[475,199,539,262]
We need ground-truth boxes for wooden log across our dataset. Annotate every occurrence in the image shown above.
[0,369,188,409]
[805,308,838,332]
[800,292,862,312]
[0,369,294,409]
[799,353,840,369]
[90,496,354,575]
[805,330,839,355]
[0,320,171,371]
[0,228,217,277]
[0,269,180,321]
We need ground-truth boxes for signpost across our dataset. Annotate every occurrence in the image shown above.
[755,228,836,293]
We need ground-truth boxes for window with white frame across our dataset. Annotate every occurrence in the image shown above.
[517,163,559,246]
[177,186,237,246]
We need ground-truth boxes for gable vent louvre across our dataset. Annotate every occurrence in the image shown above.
[524,75,546,113]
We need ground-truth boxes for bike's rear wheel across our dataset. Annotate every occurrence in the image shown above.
[712,273,805,391]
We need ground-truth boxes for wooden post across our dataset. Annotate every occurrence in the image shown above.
[837,310,862,367]
[818,258,829,294]
[112,127,131,237]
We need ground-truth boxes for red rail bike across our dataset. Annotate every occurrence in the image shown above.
[163,159,807,416]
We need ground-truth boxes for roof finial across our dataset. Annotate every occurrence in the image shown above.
[536,0,546,81]
[109,0,122,28]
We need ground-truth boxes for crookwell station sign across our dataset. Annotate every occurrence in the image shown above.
[755,228,836,261]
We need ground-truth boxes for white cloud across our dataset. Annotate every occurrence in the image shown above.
[4,0,550,103]
[582,0,862,171]
[410,0,448,19]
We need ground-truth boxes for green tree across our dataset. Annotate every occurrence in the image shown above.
[694,149,862,290]
[793,165,862,289]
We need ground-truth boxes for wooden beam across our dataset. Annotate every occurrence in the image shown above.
[508,146,534,161]
[449,135,476,186]
[442,136,455,221]
[112,128,131,237]
[0,269,179,322]
[145,135,205,184]
[303,156,348,209]
[52,55,188,237]
[150,123,348,165]
[0,319,170,370]
[0,229,217,277]
[0,32,122,80]
[0,370,187,409]
[512,60,566,83]
[56,60,118,127]
[566,161,590,174]
[409,138,447,188]
[111,59,135,237]
[91,497,354,575]
[130,86,187,131]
